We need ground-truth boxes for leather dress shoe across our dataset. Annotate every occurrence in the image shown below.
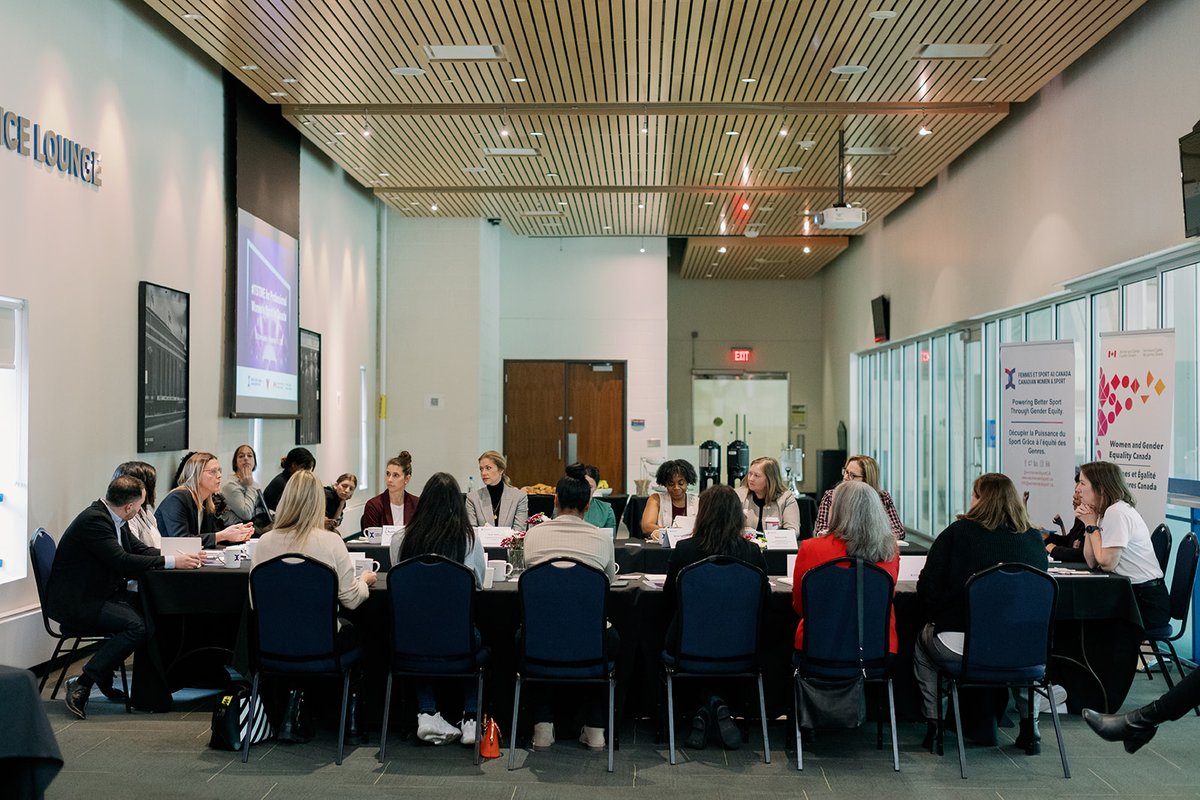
[97,683,128,703]
[1015,717,1040,755]
[684,706,710,750]
[710,701,741,751]
[1083,708,1158,754]
[65,677,90,720]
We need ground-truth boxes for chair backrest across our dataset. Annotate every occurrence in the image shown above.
[1168,532,1199,624]
[28,529,60,635]
[1151,524,1173,574]
[249,554,343,673]
[674,555,768,673]
[518,557,610,678]
[961,563,1057,683]
[798,557,894,677]
[388,554,479,668]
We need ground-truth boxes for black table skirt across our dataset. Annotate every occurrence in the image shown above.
[0,664,64,800]
[133,564,1140,721]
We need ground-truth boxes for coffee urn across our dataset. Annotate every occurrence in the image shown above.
[698,440,722,489]
[726,440,750,486]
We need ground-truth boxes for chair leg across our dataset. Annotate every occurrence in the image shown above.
[474,669,485,765]
[336,672,350,766]
[665,671,677,765]
[241,673,259,763]
[1160,641,1199,716]
[119,662,131,714]
[1152,641,1177,690]
[793,672,804,772]
[607,676,615,774]
[886,678,899,772]
[41,639,67,694]
[507,676,522,771]
[756,673,770,765]
[1139,649,1154,680]
[378,673,393,763]
[949,682,967,780]
[934,673,944,756]
[52,638,82,700]
[1045,681,1070,779]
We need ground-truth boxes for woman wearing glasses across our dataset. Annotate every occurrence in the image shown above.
[155,452,254,548]
[814,455,905,539]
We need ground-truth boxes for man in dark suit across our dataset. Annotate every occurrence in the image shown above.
[46,475,203,719]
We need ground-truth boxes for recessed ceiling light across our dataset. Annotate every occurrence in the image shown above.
[334,131,348,136]
[269,91,287,97]
[706,273,713,277]
[521,210,563,217]
[378,172,390,178]
[971,76,989,82]
[442,79,455,84]
[639,246,646,253]
[725,130,739,136]
[390,66,426,77]
[510,77,526,83]
[712,172,724,177]
[324,140,334,145]
[361,125,372,137]
[483,147,540,156]
[603,225,612,230]
[776,166,804,174]
[879,171,891,177]
[711,263,717,266]
[778,273,785,278]
[239,64,258,71]
[779,129,788,137]
[431,203,439,212]
[869,10,898,20]
[831,64,868,75]
[638,203,645,209]
[181,12,203,21]
[529,131,544,137]
[741,202,750,211]
[918,126,933,136]
[409,201,420,206]
[557,201,567,207]
[717,246,727,254]
[703,201,714,206]
[499,127,509,137]
[797,139,816,149]
[545,172,558,178]
[803,246,812,254]
[281,77,299,84]
[741,77,756,83]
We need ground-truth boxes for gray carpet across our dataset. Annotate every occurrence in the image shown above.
[39,664,1200,799]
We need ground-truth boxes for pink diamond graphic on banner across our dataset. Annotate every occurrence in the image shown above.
[1132,379,1140,392]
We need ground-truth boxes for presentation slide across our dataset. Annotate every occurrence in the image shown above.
[233,208,299,417]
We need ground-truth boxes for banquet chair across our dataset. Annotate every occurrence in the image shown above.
[934,563,1068,779]
[508,558,616,772]
[1142,532,1199,711]
[662,556,770,765]
[379,555,489,763]
[793,557,897,771]
[243,554,361,765]
[29,529,130,711]
[1151,524,1173,574]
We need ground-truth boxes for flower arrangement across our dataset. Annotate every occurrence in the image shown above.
[502,528,528,573]
[742,530,769,551]
[526,513,549,527]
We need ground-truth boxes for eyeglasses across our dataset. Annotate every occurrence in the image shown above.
[203,468,222,476]
[841,468,864,481]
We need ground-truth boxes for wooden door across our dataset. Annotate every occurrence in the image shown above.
[503,361,565,488]
[567,362,626,492]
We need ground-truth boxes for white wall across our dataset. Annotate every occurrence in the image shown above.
[819,0,1200,445]
[499,233,669,494]
[0,0,379,667]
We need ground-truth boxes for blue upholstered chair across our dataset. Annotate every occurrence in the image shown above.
[662,555,770,765]
[1143,532,1199,711]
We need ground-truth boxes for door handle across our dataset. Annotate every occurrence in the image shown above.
[557,439,562,459]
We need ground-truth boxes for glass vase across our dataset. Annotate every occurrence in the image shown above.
[507,545,525,575]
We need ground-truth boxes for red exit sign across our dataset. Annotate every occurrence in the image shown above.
[731,348,753,363]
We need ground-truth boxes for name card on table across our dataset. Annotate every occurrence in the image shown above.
[661,528,693,549]
[898,555,926,582]
[764,531,798,551]
[381,525,403,546]
[475,527,512,548]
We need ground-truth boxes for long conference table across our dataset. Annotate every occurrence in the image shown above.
[132,542,1145,737]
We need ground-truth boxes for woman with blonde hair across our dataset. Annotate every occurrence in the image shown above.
[155,452,253,548]
[736,456,800,535]
[913,473,1048,754]
[814,454,906,539]
[254,470,376,745]
[466,450,528,531]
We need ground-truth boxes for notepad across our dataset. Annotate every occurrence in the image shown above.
[160,537,202,556]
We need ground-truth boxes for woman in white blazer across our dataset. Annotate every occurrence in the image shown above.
[735,456,800,535]
[465,450,529,531]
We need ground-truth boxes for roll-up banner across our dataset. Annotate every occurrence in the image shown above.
[1095,330,1175,528]
[1000,341,1077,530]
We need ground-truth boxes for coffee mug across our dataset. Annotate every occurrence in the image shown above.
[223,548,241,569]
[353,557,380,578]
[487,559,514,582]
[764,516,781,531]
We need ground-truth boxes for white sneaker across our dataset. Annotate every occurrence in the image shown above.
[459,719,477,745]
[579,725,606,751]
[417,712,461,744]
[531,721,555,751]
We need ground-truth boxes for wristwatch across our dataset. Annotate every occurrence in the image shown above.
[1084,525,1099,533]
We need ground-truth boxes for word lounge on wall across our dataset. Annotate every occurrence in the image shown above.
[1,103,103,188]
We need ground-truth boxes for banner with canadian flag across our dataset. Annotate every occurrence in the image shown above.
[1095,330,1175,528]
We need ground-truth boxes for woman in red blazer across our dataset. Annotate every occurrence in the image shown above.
[360,451,419,530]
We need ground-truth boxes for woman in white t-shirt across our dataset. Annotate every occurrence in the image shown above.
[1077,461,1169,628]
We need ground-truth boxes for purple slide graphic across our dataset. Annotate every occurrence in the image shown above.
[235,209,298,407]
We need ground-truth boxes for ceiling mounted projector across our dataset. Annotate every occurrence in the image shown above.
[815,206,868,229]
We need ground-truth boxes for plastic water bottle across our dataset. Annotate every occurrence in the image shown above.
[468,475,475,494]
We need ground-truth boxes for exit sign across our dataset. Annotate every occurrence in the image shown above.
[731,348,753,363]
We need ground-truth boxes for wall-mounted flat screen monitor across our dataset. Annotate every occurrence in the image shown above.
[1182,128,1200,239]
[231,208,299,417]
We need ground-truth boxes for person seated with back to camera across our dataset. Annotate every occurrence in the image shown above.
[393,472,487,746]
[262,447,316,512]
[814,454,906,540]
[361,452,418,530]
[155,452,253,548]
[640,459,700,542]
[324,472,358,532]
[580,463,617,533]
[735,456,801,536]
[253,470,377,745]
[663,484,768,750]
[522,463,619,753]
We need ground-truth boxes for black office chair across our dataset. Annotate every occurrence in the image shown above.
[662,556,771,765]
[934,563,1068,779]
[1151,524,1173,574]
[1143,533,1199,712]
[243,554,362,765]
[379,555,489,763]
[508,558,616,772]
[794,557,898,771]
[29,529,130,711]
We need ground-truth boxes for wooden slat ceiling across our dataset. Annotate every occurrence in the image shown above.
[143,0,1147,278]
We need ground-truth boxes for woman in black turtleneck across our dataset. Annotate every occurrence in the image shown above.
[465,450,528,531]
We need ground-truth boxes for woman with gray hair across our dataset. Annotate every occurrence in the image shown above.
[791,480,900,653]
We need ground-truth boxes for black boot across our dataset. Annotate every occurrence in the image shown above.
[344,676,368,746]
[1082,706,1159,753]
[1015,716,1040,755]
[277,689,312,744]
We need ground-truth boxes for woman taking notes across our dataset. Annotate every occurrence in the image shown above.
[736,456,800,534]
[466,450,529,531]
[640,459,699,542]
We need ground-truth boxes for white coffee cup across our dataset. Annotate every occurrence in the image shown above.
[351,555,380,578]
[765,516,781,531]
[483,564,496,589]
[487,559,514,582]
[244,540,257,562]
[223,548,241,569]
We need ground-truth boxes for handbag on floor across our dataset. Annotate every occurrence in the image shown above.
[209,682,272,751]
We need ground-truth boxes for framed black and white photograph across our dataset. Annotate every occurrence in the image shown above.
[137,281,189,452]
[296,328,321,445]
